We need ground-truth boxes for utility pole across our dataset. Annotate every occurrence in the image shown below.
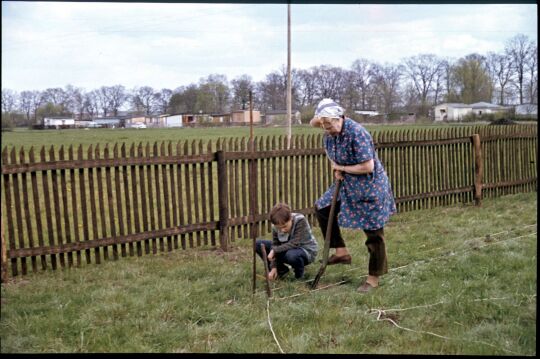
[286,3,292,149]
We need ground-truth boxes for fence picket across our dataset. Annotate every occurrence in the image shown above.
[30,148,47,269]
[59,146,73,267]
[41,147,57,269]
[20,148,37,272]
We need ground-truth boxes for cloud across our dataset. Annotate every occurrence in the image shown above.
[1,2,536,92]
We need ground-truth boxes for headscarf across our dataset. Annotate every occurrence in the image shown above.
[314,98,344,119]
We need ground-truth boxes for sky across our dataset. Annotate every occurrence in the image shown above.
[1,1,537,93]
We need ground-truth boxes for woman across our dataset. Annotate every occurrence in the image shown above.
[310,98,396,293]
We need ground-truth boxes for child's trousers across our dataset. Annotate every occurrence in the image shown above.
[256,239,310,279]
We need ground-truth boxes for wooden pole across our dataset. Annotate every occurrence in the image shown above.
[286,3,292,149]
[249,91,257,295]
[1,215,8,283]
[260,244,272,298]
[216,150,229,251]
[472,134,483,206]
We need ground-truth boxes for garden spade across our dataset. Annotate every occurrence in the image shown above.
[310,177,342,290]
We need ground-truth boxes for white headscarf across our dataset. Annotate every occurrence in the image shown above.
[314,98,344,119]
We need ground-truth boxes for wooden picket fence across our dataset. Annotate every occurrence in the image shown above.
[1,124,537,279]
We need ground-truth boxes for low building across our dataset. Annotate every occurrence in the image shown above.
[93,117,124,128]
[230,110,261,124]
[43,116,75,128]
[470,102,510,116]
[433,103,472,122]
[514,103,537,117]
[434,102,510,122]
[158,114,184,128]
[263,110,301,125]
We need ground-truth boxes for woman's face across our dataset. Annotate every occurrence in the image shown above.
[321,117,342,136]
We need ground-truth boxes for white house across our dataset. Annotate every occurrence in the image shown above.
[433,103,472,121]
[470,102,509,116]
[514,103,537,117]
[162,114,183,127]
[354,110,379,117]
[43,117,75,128]
[433,102,509,122]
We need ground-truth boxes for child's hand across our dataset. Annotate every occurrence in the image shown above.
[268,268,277,281]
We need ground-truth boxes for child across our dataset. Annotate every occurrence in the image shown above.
[256,203,318,280]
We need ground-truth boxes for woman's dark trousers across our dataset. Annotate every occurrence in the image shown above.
[315,203,388,276]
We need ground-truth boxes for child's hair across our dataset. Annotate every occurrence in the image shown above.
[269,203,292,225]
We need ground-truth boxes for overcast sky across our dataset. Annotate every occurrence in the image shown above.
[2,1,537,92]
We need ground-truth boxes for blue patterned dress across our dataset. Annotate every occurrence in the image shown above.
[315,118,396,230]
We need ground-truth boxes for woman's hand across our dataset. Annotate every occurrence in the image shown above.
[330,161,345,180]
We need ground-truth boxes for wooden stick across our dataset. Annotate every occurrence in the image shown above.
[261,244,272,298]
[311,178,342,289]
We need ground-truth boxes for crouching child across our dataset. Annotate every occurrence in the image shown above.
[256,203,318,280]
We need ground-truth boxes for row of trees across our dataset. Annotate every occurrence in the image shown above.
[2,34,537,128]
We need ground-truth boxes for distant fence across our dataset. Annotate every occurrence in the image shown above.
[1,125,537,279]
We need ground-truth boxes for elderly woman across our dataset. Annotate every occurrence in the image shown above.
[310,98,396,293]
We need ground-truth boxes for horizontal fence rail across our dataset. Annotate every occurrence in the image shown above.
[1,125,537,279]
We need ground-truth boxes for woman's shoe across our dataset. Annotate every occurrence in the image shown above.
[327,254,352,265]
[356,282,376,293]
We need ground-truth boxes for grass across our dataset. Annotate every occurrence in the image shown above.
[1,123,478,152]
[0,191,536,354]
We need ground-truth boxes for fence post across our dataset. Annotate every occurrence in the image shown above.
[472,134,483,206]
[216,150,229,251]
[1,216,8,283]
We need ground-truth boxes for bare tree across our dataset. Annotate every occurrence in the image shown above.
[296,68,318,108]
[257,71,287,111]
[312,65,347,102]
[371,63,404,117]
[506,34,535,104]
[231,75,255,110]
[83,91,100,119]
[403,54,445,116]
[485,51,514,105]
[130,86,156,115]
[153,88,173,114]
[1,89,18,113]
[525,43,537,104]
[106,85,127,116]
[350,58,375,110]
[19,90,43,124]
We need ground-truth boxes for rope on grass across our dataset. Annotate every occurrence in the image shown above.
[269,229,536,300]
[367,294,536,355]
[342,230,537,275]
[266,299,285,354]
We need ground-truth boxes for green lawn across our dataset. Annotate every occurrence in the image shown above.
[1,123,477,152]
[0,191,536,354]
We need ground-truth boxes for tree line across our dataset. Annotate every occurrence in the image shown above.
[1,34,536,128]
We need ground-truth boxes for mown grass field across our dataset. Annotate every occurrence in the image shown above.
[0,192,536,354]
[1,123,476,151]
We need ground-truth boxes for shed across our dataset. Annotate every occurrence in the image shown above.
[43,117,75,128]
[263,110,301,125]
[433,103,472,122]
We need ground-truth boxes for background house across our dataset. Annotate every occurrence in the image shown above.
[433,103,472,121]
[514,103,537,117]
[93,117,124,128]
[160,114,183,127]
[263,110,301,125]
[43,116,75,128]
[230,109,261,124]
[470,102,510,116]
